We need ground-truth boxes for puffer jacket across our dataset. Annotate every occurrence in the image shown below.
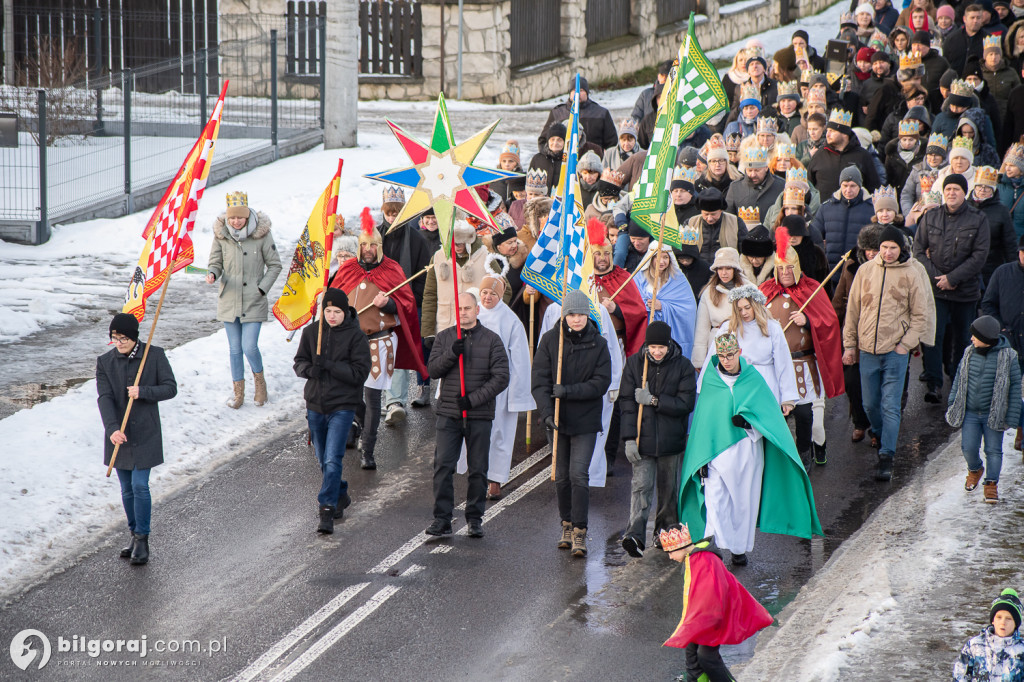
[532,319,612,435]
[971,194,1018,282]
[207,211,283,323]
[618,341,697,457]
[955,336,1022,421]
[912,200,991,302]
[953,627,1024,682]
[428,322,510,420]
[982,260,1024,369]
[810,188,877,268]
[843,251,932,355]
[293,311,372,415]
[997,175,1024,241]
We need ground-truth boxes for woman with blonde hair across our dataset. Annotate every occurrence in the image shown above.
[721,48,750,109]
[635,241,698,358]
[691,247,751,365]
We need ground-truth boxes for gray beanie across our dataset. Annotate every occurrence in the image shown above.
[839,165,863,187]
[563,289,591,316]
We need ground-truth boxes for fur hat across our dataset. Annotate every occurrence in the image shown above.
[857,223,883,253]
[546,122,567,141]
[696,187,728,212]
[740,225,775,258]
[453,220,477,245]
[711,246,743,271]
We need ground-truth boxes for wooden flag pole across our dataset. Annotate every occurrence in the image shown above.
[526,293,535,446]
[636,213,668,439]
[106,270,174,477]
[781,250,851,332]
[355,263,434,315]
[315,231,335,356]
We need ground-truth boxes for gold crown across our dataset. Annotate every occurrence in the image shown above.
[658,525,693,552]
[951,135,974,153]
[786,167,809,188]
[382,185,405,204]
[226,191,248,208]
[715,332,741,355]
[829,109,853,127]
[742,146,769,167]
[777,80,800,99]
[898,120,921,137]
[783,185,806,208]
[927,132,950,152]
[739,82,761,105]
[974,165,999,188]
[899,51,923,70]
[794,44,809,63]
[950,79,974,98]
[673,165,699,183]
[919,171,937,193]
[984,35,1001,52]
[756,117,778,134]
[737,206,761,223]
[776,143,795,158]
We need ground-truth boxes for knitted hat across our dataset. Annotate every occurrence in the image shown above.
[627,219,650,238]
[562,289,591,316]
[827,109,854,137]
[335,234,358,258]
[873,185,899,212]
[949,136,975,165]
[911,30,932,46]
[786,167,810,191]
[739,83,762,109]
[878,224,905,248]
[322,287,349,311]
[943,173,968,194]
[839,165,863,187]
[597,168,625,197]
[671,166,698,192]
[578,150,603,173]
[740,225,775,258]
[677,146,700,168]
[971,315,1003,347]
[777,80,801,102]
[546,122,567,140]
[1004,143,1024,173]
[618,118,639,140]
[936,5,955,20]
[109,312,140,342]
[856,47,875,63]
[499,140,521,164]
[711,246,743,271]
[225,191,250,219]
[645,321,672,347]
[854,2,873,16]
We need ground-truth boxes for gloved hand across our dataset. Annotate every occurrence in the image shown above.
[551,384,567,400]
[452,338,465,356]
[635,386,655,405]
[544,415,557,431]
[732,414,751,429]
[457,395,472,412]
[608,389,619,403]
[423,336,435,355]
[625,440,641,464]
[312,355,323,372]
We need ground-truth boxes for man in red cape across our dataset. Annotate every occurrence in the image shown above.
[591,219,648,357]
[660,524,773,681]
[330,208,427,469]
[760,222,844,467]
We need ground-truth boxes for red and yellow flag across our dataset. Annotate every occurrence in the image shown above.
[122,81,229,321]
[272,161,342,330]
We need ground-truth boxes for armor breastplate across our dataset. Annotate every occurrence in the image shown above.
[351,279,397,336]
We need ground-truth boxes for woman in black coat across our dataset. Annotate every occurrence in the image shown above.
[96,313,177,565]
[532,290,612,558]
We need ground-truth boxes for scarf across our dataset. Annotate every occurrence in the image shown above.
[228,214,256,242]
[945,344,1016,431]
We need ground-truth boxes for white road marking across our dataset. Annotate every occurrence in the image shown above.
[454,467,551,535]
[429,545,452,554]
[231,582,370,682]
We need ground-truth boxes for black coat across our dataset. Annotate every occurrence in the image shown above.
[1002,84,1024,152]
[921,51,951,112]
[981,261,1024,369]
[97,344,177,470]
[943,27,990,75]
[293,312,372,415]
[971,195,1018,283]
[428,322,509,420]
[806,135,881,199]
[528,149,563,195]
[532,319,612,435]
[381,222,432,301]
[538,97,619,152]
[912,201,991,302]
[618,342,697,457]
[883,139,924,196]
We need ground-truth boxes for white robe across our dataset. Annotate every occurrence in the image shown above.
[457,302,536,483]
[701,318,799,405]
[364,331,398,390]
[698,368,764,555]
[540,302,623,488]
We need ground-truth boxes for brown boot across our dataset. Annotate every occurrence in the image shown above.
[965,468,984,492]
[1015,428,1022,452]
[557,521,572,550]
[253,371,268,406]
[571,527,587,558]
[227,380,244,409]
[984,481,999,503]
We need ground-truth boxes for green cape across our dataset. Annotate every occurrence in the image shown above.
[678,357,823,541]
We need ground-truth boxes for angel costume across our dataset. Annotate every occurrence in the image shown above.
[633,241,698,359]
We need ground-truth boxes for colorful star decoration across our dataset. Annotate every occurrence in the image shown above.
[365,94,522,257]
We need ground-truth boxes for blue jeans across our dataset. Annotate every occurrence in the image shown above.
[307,409,355,507]
[962,411,1004,482]
[385,369,409,407]
[224,319,263,381]
[859,350,910,457]
[116,468,151,535]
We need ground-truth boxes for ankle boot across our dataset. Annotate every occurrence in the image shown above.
[317,505,335,534]
[129,534,149,565]
[360,449,377,470]
[119,533,136,559]
[227,380,244,409]
[571,527,588,557]
[253,371,268,406]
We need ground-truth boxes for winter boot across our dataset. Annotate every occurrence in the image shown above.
[875,454,893,482]
[571,527,588,558]
[317,505,335,534]
[411,383,431,408]
[731,552,748,566]
[129,534,149,565]
[557,521,573,549]
[333,493,351,519]
[984,481,999,503]
[360,448,377,470]
[965,467,984,492]
[119,533,136,559]
[253,371,268,406]
[812,441,828,466]
[227,380,244,409]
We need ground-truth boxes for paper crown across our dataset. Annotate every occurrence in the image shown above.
[673,165,699,183]
[983,35,1001,53]
[974,165,999,188]
[794,44,809,63]
[776,142,796,158]
[725,133,743,151]
[950,79,974,98]
[951,135,974,153]
[806,88,827,106]
[829,109,854,127]
[873,185,897,205]
[739,82,761,105]
[618,117,639,138]
[658,524,693,552]
[927,132,950,152]
[869,29,887,46]
[600,167,624,186]
[525,168,548,191]
[899,51,923,70]
[703,134,729,161]
[756,117,779,135]
[898,119,921,137]
[919,171,937,193]
[777,80,801,99]
[743,146,769,167]
[382,185,405,205]
[715,332,741,356]
[500,140,520,159]
[786,166,809,189]
[737,206,761,223]
[840,11,856,25]
[783,185,806,208]
[226,191,247,208]
[1006,142,1024,169]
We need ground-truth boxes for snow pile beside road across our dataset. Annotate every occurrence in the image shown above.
[706,1,846,63]
[0,329,309,600]
[738,432,1024,680]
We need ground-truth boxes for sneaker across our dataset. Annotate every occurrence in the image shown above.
[425,518,453,536]
[384,404,406,425]
[813,442,827,466]
[557,521,573,549]
[571,527,588,557]
[964,468,984,492]
[466,520,484,538]
[983,481,999,503]
[621,535,644,558]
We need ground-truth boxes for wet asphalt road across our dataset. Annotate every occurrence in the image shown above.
[0,360,953,681]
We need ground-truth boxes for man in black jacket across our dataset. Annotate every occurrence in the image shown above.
[618,322,697,558]
[532,290,613,558]
[294,288,372,534]
[426,292,510,538]
[943,4,991,75]
[538,76,619,153]
[806,109,881,199]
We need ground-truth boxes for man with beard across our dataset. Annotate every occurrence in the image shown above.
[330,209,427,470]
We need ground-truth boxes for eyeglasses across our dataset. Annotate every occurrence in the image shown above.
[717,351,739,360]
[110,334,133,344]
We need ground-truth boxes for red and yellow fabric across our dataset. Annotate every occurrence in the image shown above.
[595,267,648,356]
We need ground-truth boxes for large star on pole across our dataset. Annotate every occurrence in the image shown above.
[365,94,523,257]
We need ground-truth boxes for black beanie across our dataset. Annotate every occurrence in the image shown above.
[491,226,518,248]
[546,122,567,140]
[628,219,650,238]
[109,313,140,342]
[878,225,905,250]
[971,315,1002,346]
[322,287,349,311]
[990,588,1023,630]
[943,173,968,194]
[645,320,672,347]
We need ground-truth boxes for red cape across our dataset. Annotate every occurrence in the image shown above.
[664,549,773,648]
[761,276,845,399]
[596,266,648,357]
[331,257,427,376]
